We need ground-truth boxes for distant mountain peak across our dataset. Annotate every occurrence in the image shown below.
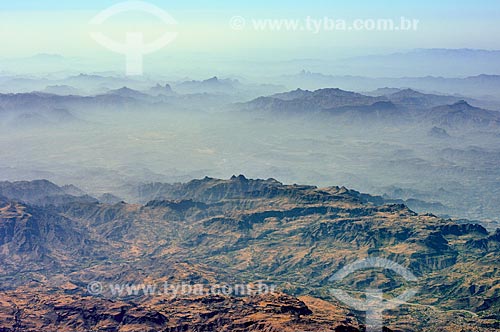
[230,174,248,181]
[313,88,364,97]
[174,76,239,93]
[116,86,134,92]
[401,88,419,93]
[0,179,97,206]
[429,126,450,138]
[154,83,172,89]
[205,76,219,82]
[316,87,342,93]
[241,87,387,114]
[453,100,472,107]
[75,73,102,79]
[201,76,240,85]
[106,86,148,99]
[444,100,478,112]
[390,88,423,96]
[147,83,174,96]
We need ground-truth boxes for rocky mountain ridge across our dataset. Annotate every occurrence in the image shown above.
[0,177,498,331]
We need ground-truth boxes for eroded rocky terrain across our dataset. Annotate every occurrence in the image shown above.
[0,176,499,331]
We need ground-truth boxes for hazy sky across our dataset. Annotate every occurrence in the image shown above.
[1,0,499,75]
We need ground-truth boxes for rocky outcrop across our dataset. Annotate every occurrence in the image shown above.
[0,180,97,206]
[0,290,360,332]
[0,201,91,268]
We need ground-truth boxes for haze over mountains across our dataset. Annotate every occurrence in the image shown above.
[1,48,500,331]
[3,48,500,77]
[1,70,500,228]
[340,48,500,76]
[239,88,500,128]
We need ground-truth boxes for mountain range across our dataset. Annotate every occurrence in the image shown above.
[238,88,500,129]
[277,71,500,101]
[0,177,498,331]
